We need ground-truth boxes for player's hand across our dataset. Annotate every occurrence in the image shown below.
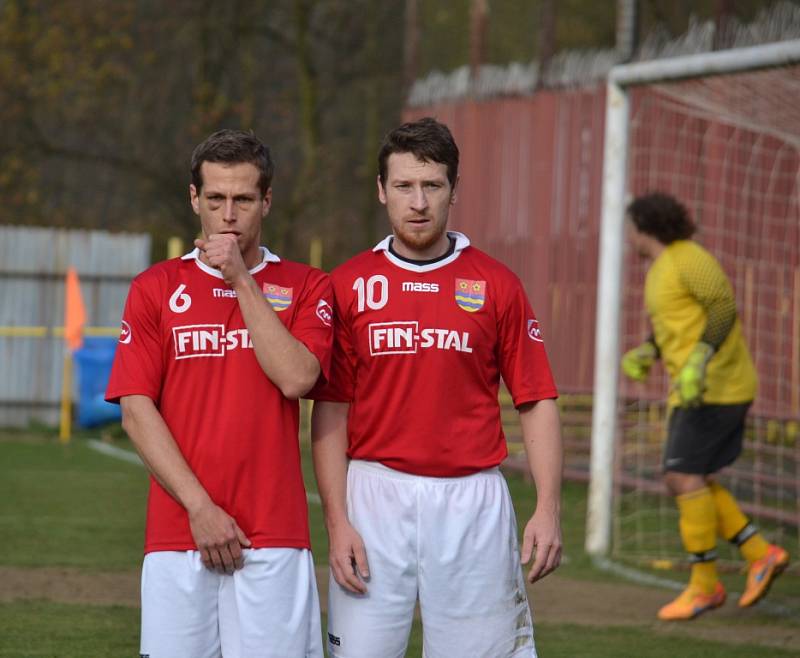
[521,507,562,584]
[188,499,251,574]
[194,234,248,286]
[676,341,714,406]
[328,520,370,594]
[621,341,658,382]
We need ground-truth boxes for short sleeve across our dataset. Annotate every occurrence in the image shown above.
[305,279,356,402]
[497,276,558,407]
[105,277,164,403]
[290,269,334,385]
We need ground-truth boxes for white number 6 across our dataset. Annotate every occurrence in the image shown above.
[169,284,192,314]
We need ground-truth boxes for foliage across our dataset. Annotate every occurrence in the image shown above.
[0,0,405,265]
[0,1,783,265]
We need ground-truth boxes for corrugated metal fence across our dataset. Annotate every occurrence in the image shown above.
[0,226,150,426]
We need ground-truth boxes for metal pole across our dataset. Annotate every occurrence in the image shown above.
[585,78,629,556]
[611,39,800,86]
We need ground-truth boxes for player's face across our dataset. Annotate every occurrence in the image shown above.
[190,162,271,268]
[378,152,457,260]
[627,219,651,259]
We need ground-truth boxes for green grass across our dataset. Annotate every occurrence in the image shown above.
[0,601,138,658]
[534,623,799,657]
[1,425,798,657]
[0,433,147,570]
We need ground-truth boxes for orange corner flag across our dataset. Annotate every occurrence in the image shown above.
[64,266,86,351]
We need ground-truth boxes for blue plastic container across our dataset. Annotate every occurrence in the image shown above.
[73,336,122,428]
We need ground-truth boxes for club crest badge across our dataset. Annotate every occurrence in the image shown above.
[263,283,293,312]
[454,278,486,313]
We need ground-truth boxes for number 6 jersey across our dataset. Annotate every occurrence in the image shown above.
[106,247,333,553]
[313,232,557,477]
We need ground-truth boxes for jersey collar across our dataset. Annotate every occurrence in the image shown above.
[373,231,470,272]
[182,245,281,279]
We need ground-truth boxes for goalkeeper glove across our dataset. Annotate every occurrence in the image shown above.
[676,342,714,406]
[621,341,658,382]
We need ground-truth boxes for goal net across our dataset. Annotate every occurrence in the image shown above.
[588,42,800,573]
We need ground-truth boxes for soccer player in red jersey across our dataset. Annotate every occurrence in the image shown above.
[106,130,331,658]
[311,118,563,657]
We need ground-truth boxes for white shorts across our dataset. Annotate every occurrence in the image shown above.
[326,460,536,658]
[140,548,323,658]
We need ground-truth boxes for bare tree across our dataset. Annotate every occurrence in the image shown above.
[469,0,489,81]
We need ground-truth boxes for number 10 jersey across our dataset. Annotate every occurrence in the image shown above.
[314,232,558,477]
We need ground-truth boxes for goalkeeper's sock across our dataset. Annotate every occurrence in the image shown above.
[708,481,769,564]
[677,487,719,593]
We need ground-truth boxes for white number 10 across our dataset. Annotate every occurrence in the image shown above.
[353,275,388,312]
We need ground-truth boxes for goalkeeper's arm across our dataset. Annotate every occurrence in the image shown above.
[621,335,659,381]
[675,247,739,404]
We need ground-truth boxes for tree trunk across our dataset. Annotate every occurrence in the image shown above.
[469,0,489,82]
[538,0,557,87]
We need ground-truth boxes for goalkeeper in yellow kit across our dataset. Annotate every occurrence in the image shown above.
[622,192,789,621]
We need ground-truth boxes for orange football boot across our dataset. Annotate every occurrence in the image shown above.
[657,582,726,621]
[738,544,790,608]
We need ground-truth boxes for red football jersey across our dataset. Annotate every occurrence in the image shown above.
[106,247,333,553]
[315,232,557,476]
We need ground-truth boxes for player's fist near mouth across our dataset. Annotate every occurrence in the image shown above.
[195,234,246,285]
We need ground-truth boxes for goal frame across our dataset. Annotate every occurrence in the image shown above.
[586,39,800,557]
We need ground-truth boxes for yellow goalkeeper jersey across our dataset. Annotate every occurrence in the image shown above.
[644,240,757,406]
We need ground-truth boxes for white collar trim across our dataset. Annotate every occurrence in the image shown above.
[372,231,470,273]
[182,245,280,279]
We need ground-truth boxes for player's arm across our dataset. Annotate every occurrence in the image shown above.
[675,249,738,404]
[120,394,251,572]
[311,400,369,594]
[519,398,563,584]
[679,250,737,351]
[196,234,320,398]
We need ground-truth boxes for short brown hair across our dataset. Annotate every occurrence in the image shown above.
[191,129,274,195]
[378,118,459,187]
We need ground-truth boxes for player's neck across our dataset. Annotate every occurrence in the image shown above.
[390,233,452,262]
[390,235,455,264]
[639,234,666,261]
[648,240,666,260]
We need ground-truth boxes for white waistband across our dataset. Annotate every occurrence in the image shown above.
[348,459,500,483]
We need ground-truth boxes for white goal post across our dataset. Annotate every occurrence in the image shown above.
[586,39,800,557]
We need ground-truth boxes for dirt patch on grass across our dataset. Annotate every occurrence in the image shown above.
[0,566,139,607]
[1,566,797,652]
[530,572,800,652]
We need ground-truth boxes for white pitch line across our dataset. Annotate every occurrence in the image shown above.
[87,439,322,506]
[87,439,144,466]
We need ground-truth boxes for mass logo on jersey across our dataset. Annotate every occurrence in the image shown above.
[263,283,293,311]
[119,320,132,344]
[527,318,543,342]
[169,284,192,313]
[172,324,253,359]
[454,278,486,312]
[316,299,333,326]
[369,321,473,356]
[402,281,439,293]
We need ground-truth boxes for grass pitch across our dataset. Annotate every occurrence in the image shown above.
[1,425,798,657]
